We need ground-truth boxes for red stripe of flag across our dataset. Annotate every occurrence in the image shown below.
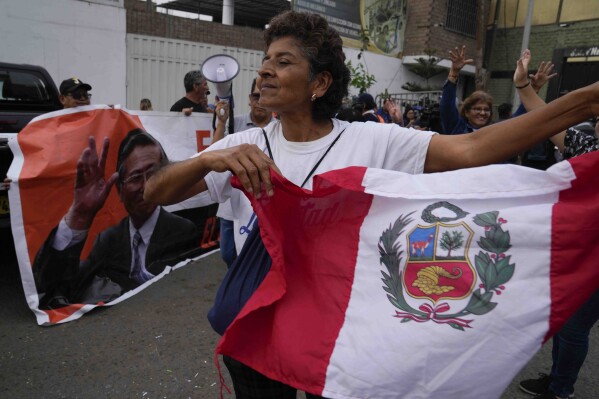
[548,151,599,340]
[217,167,370,395]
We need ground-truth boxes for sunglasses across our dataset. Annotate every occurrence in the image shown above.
[67,91,91,100]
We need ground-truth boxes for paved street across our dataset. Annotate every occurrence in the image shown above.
[0,230,597,398]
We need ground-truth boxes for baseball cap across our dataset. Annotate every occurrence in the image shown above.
[59,77,92,95]
[357,93,376,110]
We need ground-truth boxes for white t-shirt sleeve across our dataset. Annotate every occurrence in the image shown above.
[382,125,435,174]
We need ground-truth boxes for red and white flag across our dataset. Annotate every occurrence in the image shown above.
[217,153,599,399]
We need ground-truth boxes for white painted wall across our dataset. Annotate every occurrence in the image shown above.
[344,47,450,101]
[0,0,127,106]
[127,34,265,115]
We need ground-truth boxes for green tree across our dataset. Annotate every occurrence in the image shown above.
[401,48,446,92]
[439,230,464,257]
[347,29,376,94]
[347,60,376,94]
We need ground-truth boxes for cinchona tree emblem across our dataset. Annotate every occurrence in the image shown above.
[379,201,514,331]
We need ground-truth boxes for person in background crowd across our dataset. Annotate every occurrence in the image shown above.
[336,104,367,122]
[32,130,200,309]
[514,49,599,399]
[497,102,513,122]
[404,108,423,129]
[377,97,403,125]
[170,70,210,116]
[3,77,94,189]
[169,69,229,148]
[215,78,274,268]
[355,93,384,123]
[59,77,92,109]
[440,45,556,135]
[140,98,153,111]
[144,10,599,399]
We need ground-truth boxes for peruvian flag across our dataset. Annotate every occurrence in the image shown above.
[217,152,599,399]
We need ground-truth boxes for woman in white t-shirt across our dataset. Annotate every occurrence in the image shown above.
[144,10,599,399]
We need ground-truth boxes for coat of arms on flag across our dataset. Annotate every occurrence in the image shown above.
[380,201,515,331]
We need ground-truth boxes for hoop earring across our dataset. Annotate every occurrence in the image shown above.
[311,93,317,102]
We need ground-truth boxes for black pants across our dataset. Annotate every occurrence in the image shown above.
[223,356,325,399]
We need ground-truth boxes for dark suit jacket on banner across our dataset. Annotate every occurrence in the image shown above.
[33,208,200,309]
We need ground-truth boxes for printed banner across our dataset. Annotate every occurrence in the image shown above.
[292,0,408,57]
[7,106,219,325]
[217,157,599,398]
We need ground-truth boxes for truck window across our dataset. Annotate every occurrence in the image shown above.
[0,70,52,104]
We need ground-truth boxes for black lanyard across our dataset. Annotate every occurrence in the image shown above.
[261,125,346,188]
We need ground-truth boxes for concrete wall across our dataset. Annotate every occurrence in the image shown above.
[0,0,127,106]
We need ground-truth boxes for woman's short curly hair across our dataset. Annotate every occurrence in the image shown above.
[460,91,494,124]
[264,11,350,120]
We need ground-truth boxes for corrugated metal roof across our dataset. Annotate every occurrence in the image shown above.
[157,0,291,28]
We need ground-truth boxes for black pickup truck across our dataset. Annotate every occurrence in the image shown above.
[0,62,62,228]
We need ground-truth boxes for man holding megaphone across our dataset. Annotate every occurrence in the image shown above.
[170,70,211,115]
[171,69,229,142]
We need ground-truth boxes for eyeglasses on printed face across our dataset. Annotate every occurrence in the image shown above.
[122,167,157,190]
[67,91,91,100]
[470,106,491,114]
[249,93,260,102]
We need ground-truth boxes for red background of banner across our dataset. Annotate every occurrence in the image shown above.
[18,109,144,322]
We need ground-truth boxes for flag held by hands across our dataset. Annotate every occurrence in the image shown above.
[218,153,599,399]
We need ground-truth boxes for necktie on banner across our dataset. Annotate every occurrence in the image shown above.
[130,230,152,284]
[216,152,599,399]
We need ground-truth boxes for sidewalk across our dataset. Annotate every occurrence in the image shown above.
[0,247,597,398]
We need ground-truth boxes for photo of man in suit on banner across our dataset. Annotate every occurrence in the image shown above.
[32,129,201,310]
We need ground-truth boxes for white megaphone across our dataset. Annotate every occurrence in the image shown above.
[201,54,240,114]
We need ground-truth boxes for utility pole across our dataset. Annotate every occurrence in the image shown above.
[475,0,491,91]
[512,0,534,110]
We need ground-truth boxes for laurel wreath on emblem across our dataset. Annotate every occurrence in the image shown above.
[379,205,515,331]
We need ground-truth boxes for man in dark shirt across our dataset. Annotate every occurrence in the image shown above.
[170,70,209,115]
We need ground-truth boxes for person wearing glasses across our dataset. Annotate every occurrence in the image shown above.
[216,78,274,268]
[59,77,92,108]
[32,129,200,310]
[440,45,556,136]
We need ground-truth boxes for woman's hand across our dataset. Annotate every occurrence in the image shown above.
[514,49,531,87]
[201,144,281,198]
[387,99,403,123]
[448,45,473,74]
[530,60,557,93]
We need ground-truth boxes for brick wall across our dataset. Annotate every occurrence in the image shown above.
[124,0,264,51]
[404,0,477,57]
[487,19,599,105]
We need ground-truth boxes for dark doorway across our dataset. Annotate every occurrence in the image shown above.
[558,60,599,97]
